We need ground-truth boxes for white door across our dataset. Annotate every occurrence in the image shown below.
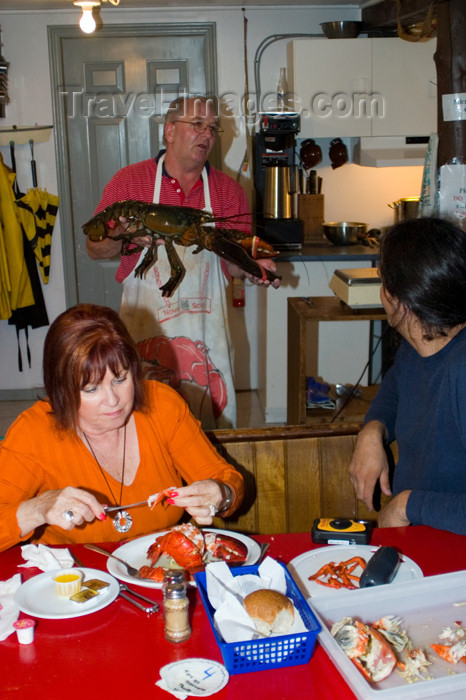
[49,24,218,310]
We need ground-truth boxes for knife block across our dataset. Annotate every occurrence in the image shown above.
[298,194,325,244]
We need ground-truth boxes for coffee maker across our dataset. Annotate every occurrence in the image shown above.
[254,112,303,250]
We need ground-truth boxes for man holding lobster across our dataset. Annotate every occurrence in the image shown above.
[87,95,279,429]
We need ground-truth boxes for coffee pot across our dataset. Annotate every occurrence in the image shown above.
[263,164,292,219]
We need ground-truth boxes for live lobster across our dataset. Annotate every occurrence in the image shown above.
[139,523,248,580]
[83,200,280,297]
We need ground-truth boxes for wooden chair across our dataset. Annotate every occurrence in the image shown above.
[207,424,393,535]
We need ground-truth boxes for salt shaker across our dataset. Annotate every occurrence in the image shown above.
[163,570,191,643]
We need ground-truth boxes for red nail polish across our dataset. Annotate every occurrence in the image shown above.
[169,491,178,497]
[167,498,175,505]
[99,512,106,521]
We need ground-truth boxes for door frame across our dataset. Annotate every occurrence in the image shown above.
[48,23,218,307]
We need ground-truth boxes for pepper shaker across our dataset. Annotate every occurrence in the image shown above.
[163,570,191,643]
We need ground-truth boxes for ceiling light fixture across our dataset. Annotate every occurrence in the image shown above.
[73,0,120,35]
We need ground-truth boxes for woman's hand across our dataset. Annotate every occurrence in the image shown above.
[377,491,411,527]
[348,421,392,511]
[16,486,107,537]
[166,479,230,526]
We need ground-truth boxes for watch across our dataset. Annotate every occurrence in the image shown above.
[216,484,233,515]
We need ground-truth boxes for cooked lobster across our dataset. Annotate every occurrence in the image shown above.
[139,523,248,580]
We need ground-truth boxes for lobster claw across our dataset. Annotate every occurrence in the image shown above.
[203,531,248,563]
[203,229,280,285]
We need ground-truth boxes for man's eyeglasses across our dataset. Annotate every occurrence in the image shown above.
[173,120,224,137]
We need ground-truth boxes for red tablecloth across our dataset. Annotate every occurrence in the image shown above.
[1,526,464,699]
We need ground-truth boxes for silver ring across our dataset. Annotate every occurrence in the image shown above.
[208,504,218,517]
[62,510,74,522]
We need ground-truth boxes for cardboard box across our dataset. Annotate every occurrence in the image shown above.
[298,194,325,244]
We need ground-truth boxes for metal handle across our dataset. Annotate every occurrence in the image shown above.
[84,543,126,566]
[120,583,159,607]
[119,589,158,615]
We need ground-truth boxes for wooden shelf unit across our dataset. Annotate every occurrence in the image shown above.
[287,296,386,424]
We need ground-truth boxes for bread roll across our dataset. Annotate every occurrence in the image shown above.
[243,589,295,637]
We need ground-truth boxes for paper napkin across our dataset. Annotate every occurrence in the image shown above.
[19,544,74,571]
[0,574,22,641]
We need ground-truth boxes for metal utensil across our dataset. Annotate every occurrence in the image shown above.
[119,583,159,614]
[84,543,141,578]
[103,500,148,513]
[257,542,270,564]
[71,550,85,568]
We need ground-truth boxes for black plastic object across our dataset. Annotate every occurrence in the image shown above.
[359,546,400,588]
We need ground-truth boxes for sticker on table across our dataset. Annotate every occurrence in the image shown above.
[157,658,229,698]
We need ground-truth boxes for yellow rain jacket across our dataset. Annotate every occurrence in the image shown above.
[0,155,34,319]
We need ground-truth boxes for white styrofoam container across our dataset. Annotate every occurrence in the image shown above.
[313,570,466,700]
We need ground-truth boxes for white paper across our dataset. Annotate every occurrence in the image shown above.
[439,163,466,224]
[205,557,307,643]
[442,93,466,122]
[0,574,22,641]
[157,658,229,698]
[418,132,438,217]
[19,544,74,572]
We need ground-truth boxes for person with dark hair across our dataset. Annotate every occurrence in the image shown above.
[86,95,279,430]
[348,217,466,535]
[0,304,244,552]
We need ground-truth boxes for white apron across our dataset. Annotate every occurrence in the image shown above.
[120,155,236,429]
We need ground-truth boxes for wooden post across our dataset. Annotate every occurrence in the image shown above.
[435,0,466,167]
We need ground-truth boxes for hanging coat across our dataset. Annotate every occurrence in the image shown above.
[16,188,59,284]
[0,154,34,319]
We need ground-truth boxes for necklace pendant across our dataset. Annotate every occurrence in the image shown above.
[113,510,133,534]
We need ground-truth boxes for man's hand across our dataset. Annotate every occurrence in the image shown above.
[227,258,281,288]
[377,491,411,527]
[86,217,156,260]
[348,420,392,511]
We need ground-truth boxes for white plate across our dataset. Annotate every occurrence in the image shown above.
[14,567,120,619]
[107,528,261,589]
[287,545,423,602]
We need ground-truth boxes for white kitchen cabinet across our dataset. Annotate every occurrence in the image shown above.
[288,38,372,137]
[287,38,436,139]
[371,39,437,137]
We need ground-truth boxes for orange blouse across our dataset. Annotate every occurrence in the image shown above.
[0,381,244,551]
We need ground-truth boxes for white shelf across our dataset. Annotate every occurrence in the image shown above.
[0,125,53,146]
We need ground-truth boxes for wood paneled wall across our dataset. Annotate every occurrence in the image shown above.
[206,425,393,535]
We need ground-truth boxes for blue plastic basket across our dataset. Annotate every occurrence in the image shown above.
[194,563,321,675]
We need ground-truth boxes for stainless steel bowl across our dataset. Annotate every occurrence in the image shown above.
[323,222,367,246]
[320,21,364,39]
